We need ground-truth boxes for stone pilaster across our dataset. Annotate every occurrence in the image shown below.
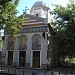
[41,32,47,69]
[26,33,32,67]
[2,35,8,65]
[13,37,19,66]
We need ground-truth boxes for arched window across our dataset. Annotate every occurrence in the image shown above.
[7,36,15,50]
[19,35,27,50]
[32,34,41,50]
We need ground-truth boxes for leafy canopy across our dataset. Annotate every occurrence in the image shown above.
[51,0,75,27]
[0,0,25,36]
[50,0,75,63]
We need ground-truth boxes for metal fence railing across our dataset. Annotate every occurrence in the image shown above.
[0,66,75,75]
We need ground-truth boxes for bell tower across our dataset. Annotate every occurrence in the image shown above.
[30,1,51,22]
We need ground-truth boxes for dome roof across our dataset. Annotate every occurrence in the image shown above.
[32,1,49,8]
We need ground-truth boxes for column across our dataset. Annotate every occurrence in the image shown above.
[41,32,48,69]
[26,33,32,67]
[13,37,19,66]
[2,35,8,65]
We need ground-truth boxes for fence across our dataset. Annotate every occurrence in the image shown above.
[0,66,75,75]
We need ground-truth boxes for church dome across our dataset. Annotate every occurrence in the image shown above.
[32,1,49,8]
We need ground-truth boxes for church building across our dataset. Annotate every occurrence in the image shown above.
[2,1,51,69]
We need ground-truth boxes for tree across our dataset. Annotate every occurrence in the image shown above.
[0,0,25,36]
[49,0,75,67]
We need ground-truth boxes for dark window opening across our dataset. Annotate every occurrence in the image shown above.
[36,14,38,17]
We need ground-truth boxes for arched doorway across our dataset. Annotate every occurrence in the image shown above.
[7,36,15,65]
[19,35,27,67]
[32,34,41,68]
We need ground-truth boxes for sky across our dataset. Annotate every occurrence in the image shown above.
[17,0,69,16]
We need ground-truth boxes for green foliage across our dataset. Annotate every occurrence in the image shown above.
[51,0,75,28]
[0,0,25,36]
[65,57,75,63]
[50,0,75,63]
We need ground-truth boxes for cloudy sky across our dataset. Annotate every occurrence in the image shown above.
[17,0,69,16]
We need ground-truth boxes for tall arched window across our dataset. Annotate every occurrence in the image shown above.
[32,34,41,50]
[19,35,27,50]
[7,36,15,50]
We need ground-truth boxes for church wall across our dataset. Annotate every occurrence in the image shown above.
[3,31,48,69]
[2,0,50,69]
[24,32,48,68]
